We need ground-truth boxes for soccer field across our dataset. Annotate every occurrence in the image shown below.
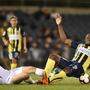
[0,77,90,90]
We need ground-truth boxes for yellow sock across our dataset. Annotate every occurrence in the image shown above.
[44,58,55,77]
[11,63,17,69]
[49,70,66,82]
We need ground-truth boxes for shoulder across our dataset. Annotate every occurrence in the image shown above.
[78,43,85,47]
[7,27,13,31]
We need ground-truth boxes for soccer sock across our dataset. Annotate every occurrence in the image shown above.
[44,58,55,77]
[35,68,44,76]
[49,70,66,82]
[11,63,17,69]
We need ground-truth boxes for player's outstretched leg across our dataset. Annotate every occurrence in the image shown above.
[9,66,44,84]
[39,54,60,85]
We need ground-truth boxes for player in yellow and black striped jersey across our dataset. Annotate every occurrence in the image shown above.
[2,14,27,69]
[40,13,90,84]
[44,35,90,84]
[72,43,90,71]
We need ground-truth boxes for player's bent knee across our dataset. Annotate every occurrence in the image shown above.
[49,54,61,66]
[49,54,61,60]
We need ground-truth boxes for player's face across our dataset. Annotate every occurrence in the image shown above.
[10,18,18,27]
[85,34,90,45]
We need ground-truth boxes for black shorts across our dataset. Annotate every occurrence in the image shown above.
[9,51,20,60]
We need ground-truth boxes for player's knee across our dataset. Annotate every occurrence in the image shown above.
[49,54,61,66]
[49,54,61,60]
[12,59,17,63]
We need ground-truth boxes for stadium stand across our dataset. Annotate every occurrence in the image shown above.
[0,7,90,68]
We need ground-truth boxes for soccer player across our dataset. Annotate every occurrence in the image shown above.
[40,13,90,84]
[2,14,27,69]
[0,65,44,84]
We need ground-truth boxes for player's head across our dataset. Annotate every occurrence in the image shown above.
[7,14,18,27]
[85,33,90,45]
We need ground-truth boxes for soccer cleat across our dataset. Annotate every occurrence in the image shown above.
[37,73,50,85]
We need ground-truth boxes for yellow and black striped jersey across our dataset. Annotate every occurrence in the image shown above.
[4,26,26,53]
[72,44,90,71]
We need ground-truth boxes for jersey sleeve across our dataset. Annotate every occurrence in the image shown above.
[21,27,27,37]
[71,40,80,49]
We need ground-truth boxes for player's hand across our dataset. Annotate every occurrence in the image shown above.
[23,47,28,53]
[0,28,6,36]
[55,13,62,25]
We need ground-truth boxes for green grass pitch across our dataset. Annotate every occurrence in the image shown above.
[0,76,90,90]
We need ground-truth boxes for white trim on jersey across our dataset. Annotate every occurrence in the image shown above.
[9,35,19,40]
[78,47,90,57]
[72,44,90,62]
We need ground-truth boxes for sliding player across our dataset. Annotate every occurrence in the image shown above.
[40,13,90,84]
[0,65,44,84]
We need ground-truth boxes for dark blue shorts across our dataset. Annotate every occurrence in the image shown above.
[3,49,8,58]
[58,58,84,78]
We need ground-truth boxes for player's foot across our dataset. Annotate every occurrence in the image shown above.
[24,79,37,84]
[24,76,38,84]
[37,73,50,85]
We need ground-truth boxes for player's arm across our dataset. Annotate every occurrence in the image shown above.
[55,13,73,47]
[1,29,9,46]
[55,13,67,43]
[23,36,27,53]
[22,31,28,53]
[2,37,9,46]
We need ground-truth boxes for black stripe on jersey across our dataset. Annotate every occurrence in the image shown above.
[16,40,19,51]
[76,53,83,61]
[13,28,15,51]
[12,27,18,51]
[13,40,15,51]
[80,55,88,65]
[85,44,89,48]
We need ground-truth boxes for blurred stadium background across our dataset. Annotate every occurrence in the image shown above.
[0,0,90,69]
